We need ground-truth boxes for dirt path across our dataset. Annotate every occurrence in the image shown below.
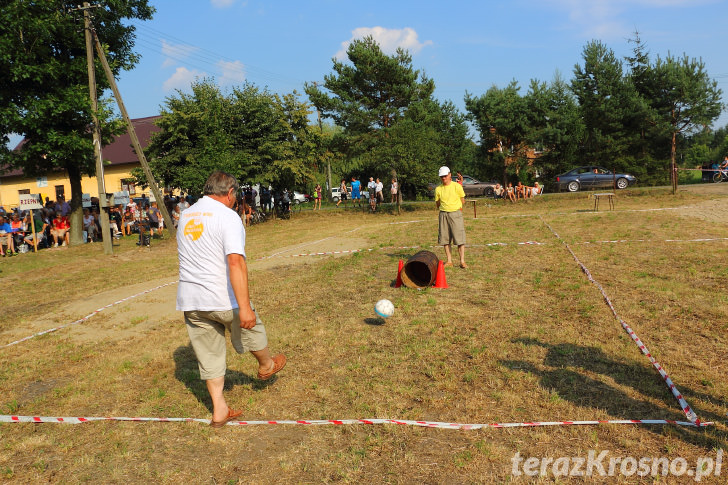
[6,219,427,345]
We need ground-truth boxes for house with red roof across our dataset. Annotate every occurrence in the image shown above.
[0,116,161,208]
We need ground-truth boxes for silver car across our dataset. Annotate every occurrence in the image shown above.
[556,166,636,192]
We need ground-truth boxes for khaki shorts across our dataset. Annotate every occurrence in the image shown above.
[184,303,268,380]
[438,210,466,246]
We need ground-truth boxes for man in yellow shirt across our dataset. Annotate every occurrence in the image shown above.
[435,166,467,268]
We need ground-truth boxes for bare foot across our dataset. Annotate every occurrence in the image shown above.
[443,261,453,268]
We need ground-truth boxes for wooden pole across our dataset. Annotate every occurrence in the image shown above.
[29,209,38,252]
[83,3,113,255]
[91,29,176,238]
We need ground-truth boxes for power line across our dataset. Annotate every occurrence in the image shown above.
[128,21,306,88]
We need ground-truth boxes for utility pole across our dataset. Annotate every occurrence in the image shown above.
[90,23,175,237]
[313,82,332,198]
[82,3,113,255]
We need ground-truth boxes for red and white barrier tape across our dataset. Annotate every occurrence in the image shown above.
[539,216,702,425]
[0,415,711,428]
[256,242,548,260]
[1,281,178,349]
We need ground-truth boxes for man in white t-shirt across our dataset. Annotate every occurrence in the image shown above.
[177,171,286,428]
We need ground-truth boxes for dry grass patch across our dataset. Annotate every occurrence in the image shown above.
[0,189,726,482]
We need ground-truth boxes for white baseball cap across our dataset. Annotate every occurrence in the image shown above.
[438,166,450,177]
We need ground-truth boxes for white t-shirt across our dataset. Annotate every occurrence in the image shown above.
[375,181,383,193]
[176,196,246,311]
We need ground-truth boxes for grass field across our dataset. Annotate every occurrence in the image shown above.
[1,186,727,482]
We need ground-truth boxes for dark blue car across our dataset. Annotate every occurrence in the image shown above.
[556,166,636,192]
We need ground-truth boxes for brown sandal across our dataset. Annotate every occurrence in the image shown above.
[209,408,243,428]
[257,354,286,380]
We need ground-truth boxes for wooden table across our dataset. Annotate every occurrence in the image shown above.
[592,192,615,211]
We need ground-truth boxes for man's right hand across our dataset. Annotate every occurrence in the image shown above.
[239,305,257,329]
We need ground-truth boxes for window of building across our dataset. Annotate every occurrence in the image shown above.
[55,185,65,200]
[121,178,136,195]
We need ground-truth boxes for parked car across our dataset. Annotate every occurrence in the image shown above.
[427,174,498,197]
[292,191,310,204]
[555,166,636,192]
[331,187,344,202]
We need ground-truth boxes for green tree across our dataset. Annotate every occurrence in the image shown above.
[465,81,530,183]
[0,0,154,245]
[524,75,585,186]
[144,80,319,194]
[306,36,463,201]
[647,54,723,191]
[571,40,643,170]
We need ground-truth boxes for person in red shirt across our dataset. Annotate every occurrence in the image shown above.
[51,212,70,247]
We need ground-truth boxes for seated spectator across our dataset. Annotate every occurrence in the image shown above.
[493,184,505,199]
[506,183,516,202]
[50,211,70,247]
[109,205,123,236]
[126,199,138,216]
[83,208,97,242]
[123,206,135,235]
[516,182,527,200]
[241,199,253,227]
[0,215,16,256]
[530,182,543,197]
[24,211,48,249]
[91,209,102,240]
[9,213,25,249]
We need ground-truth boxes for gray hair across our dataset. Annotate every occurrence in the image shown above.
[203,171,239,197]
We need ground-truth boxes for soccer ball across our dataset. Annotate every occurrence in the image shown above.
[374,299,395,318]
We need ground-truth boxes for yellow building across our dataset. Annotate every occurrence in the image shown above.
[0,116,161,210]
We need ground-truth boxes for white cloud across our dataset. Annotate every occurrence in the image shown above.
[161,40,199,68]
[335,27,433,60]
[217,60,246,85]
[163,67,206,92]
[211,0,235,8]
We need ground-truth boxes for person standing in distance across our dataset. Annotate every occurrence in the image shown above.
[435,166,467,269]
[177,171,286,428]
[350,176,362,208]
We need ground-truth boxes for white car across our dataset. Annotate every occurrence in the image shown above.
[331,187,369,202]
[292,191,309,204]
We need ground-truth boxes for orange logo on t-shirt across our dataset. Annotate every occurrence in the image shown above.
[183,219,204,241]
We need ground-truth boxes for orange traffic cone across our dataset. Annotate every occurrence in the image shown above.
[433,260,448,289]
[394,259,404,288]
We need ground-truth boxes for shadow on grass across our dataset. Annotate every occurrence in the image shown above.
[501,338,727,450]
[173,344,275,413]
[364,317,386,326]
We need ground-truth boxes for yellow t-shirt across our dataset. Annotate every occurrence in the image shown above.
[435,182,465,212]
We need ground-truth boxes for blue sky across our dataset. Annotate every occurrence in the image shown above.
[9,0,728,148]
